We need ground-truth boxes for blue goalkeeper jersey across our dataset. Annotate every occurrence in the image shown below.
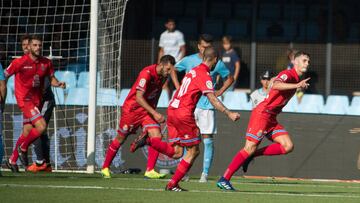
[175,53,230,110]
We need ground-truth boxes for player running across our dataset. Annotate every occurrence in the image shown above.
[132,47,240,191]
[217,51,311,191]
[101,55,175,179]
[4,35,66,169]
[171,34,234,182]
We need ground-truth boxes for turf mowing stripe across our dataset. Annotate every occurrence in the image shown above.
[1,184,359,199]
[97,177,360,189]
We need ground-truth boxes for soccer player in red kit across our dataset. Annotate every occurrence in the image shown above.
[132,47,240,191]
[4,35,66,168]
[101,55,176,179]
[217,51,311,190]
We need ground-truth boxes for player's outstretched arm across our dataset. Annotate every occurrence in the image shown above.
[135,90,165,123]
[206,92,240,121]
[272,77,310,91]
[50,75,66,89]
[215,75,234,97]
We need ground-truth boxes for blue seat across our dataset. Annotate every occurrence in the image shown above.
[5,86,16,104]
[119,89,131,106]
[234,4,252,19]
[65,63,87,74]
[203,19,224,38]
[52,87,65,105]
[7,75,15,91]
[55,71,77,93]
[225,20,248,39]
[259,4,281,20]
[351,96,360,106]
[347,105,360,116]
[77,71,100,88]
[223,91,248,110]
[297,94,324,113]
[209,2,231,19]
[321,95,349,115]
[65,88,89,105]
[97,88,117,106]
[157,90,169,108]
[283,96,299,112]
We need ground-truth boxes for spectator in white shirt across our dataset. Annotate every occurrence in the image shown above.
[158,19,186,63]
[250,70,273,108]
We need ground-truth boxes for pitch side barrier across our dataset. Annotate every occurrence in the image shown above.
[2,105,359,179]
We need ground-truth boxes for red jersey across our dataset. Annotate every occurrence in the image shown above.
[122,64,166,113]
[256,68,300,115]
[169,63,214,116]
[5,54,54,107]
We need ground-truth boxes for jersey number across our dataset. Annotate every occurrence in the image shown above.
[178,77,191,97]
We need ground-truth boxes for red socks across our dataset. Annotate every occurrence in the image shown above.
[146,146,159,171]
[149,137,175,158]
[168,159,191,188]
[9,134,25,164]
[254,143,286,157]
[102,139,121,169]
[223,149,249,180]
[20,129,41,152]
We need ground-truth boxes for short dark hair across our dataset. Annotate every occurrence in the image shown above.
[20,34,30,43]
[203,46,218,61]
[222,35,232,43]
[159,55,176,66]
[166,18,176,23]
[198,34,213,44]
[29,35,43,43]
[294,51,310,59]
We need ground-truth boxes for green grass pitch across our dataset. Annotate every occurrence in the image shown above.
[0,172,359,203]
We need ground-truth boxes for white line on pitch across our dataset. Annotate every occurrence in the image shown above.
[1,184,359,199]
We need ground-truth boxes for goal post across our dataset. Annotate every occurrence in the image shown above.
[1,0,129,173]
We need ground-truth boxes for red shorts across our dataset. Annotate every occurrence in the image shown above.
[117,108,160,138]
[246,109,288,144]
[167,109,201,147]
[20,101,43,125]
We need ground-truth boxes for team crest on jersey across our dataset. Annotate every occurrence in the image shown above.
[139,78,146,87]
[122,124,129,131]
[31,109,37,116]
[280,74,288,81]
[206,80,213,89]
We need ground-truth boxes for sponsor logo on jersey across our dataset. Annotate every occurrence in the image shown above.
[24,66,32,69]
[206,80,213,89]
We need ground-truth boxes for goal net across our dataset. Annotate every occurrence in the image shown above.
[1,0,128,172]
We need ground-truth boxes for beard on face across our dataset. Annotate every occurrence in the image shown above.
[30,49,40,57]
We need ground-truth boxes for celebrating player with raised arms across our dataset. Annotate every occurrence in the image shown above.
[132,47,240,191]
[217,51,311,191]
[4,35,66,169]
[101,55,175,179]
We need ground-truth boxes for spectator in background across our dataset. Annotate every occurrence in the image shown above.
[275,48,297,73]
[220,36,240,90]
[158,19,186,96]
[250,70,273,108]
[0,62,6,176]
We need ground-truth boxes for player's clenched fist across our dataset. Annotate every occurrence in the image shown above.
[227,111,240,122]
[153,112,165,123]
[296,77,310,89]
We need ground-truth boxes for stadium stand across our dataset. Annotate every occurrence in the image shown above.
[297,94,324,114]
[97,88,118,106]
[223,91,248,110]
[55,71,77,93]
[65,88,89,105]
[119,88,130,106]
[157,90,170,108]
[52,87,65,105]
[322,95,349,115]
[282,96,299,112]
